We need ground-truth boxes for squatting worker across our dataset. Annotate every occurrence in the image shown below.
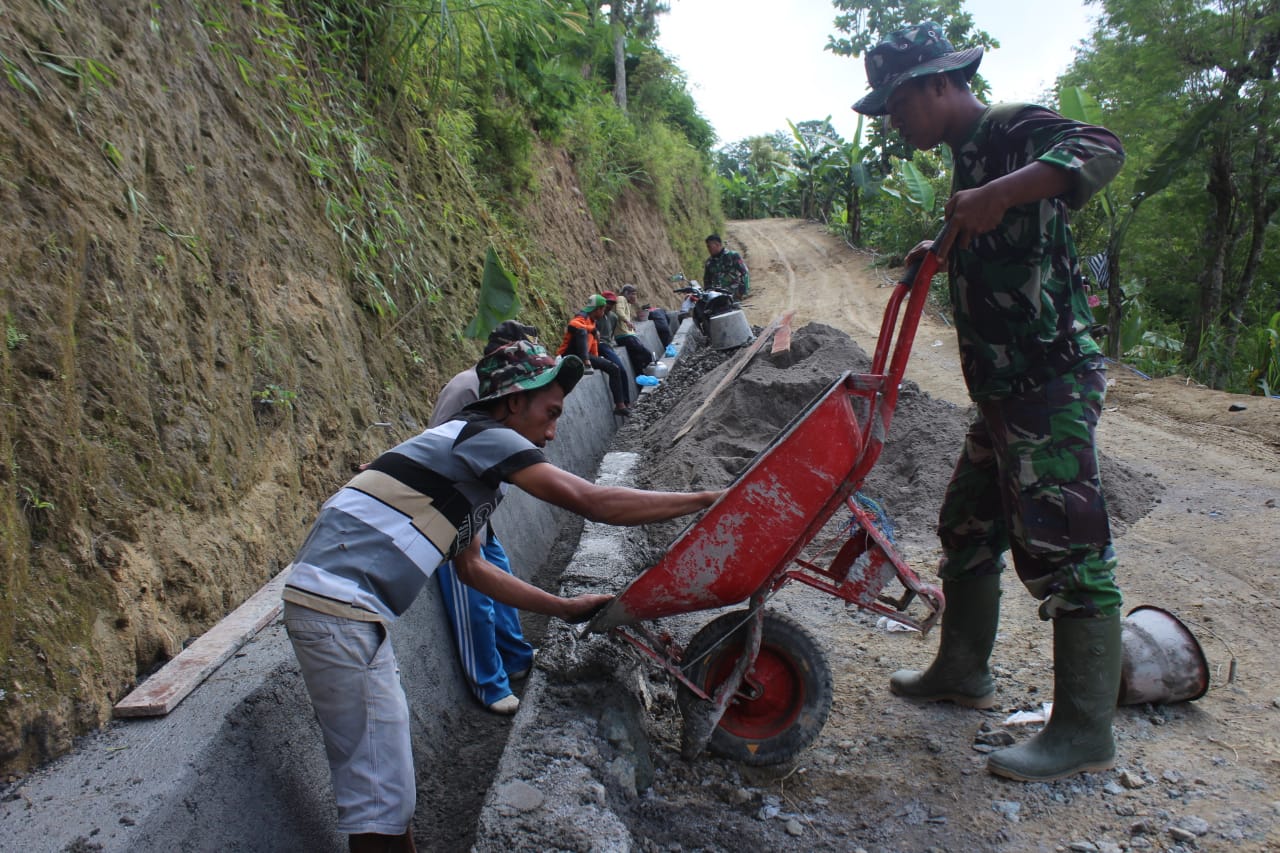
[282,341,722,852]
[853,22,1125,783]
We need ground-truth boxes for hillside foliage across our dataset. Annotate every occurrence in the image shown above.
[714,0,1280,396]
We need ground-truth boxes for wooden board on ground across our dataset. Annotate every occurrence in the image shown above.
[671,310,795,446]
[113,567,289,718]
[770,311,794,355]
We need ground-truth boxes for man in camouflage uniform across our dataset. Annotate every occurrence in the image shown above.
[854,21,1125,783]
[702,234,750,299]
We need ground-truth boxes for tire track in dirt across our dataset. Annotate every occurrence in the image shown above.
[731,219,796,310]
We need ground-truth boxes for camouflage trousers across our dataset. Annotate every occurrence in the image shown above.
[937,360,1121,619]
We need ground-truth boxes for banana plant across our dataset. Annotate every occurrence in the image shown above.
[1059,85,1225,358]
[879,157,942,241]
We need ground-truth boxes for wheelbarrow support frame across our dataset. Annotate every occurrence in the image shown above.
[588,232,952,763]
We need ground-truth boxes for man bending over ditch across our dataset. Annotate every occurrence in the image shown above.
[280,340,721,852]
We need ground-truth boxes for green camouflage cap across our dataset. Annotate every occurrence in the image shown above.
[470,340,584,407]
[853,21,983,116]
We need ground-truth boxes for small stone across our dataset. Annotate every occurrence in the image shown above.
[1162,769,1184,784]
[1096,842,1123,853]
[1103,781,1125,795]
[1177,815,1211,836]
[1130,819,1157,835]
[1114,804,1137,817]
[1067,841,1097,852]
[757,803,780,821]
[728,788,752,806]
[1119,769,1146,789]
[1168,826,1196,843]
[785,819,803,836]
[1128,837,1152,850]
[974,729,1015,748]
[991,800,1021,822]
[493,780,544,814]
[118,816,135,827]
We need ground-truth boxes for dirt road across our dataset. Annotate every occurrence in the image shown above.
[706,219,1280,850]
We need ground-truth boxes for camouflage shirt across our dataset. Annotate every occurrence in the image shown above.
[948,103,1124,400]
[703,248,750,295]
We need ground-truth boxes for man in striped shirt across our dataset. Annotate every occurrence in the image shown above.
[283,340,721,852]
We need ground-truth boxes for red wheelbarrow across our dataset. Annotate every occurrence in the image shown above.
[584,235,950,766]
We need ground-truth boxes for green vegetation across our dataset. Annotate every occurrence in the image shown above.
[5,315,26,350]
[188,0,717,328]
[713,0,1280,396]
[252,384,299,410]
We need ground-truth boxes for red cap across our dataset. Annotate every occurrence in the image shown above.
[601,290,618,302]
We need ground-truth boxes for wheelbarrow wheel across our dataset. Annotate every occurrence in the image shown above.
[677,610,833,766]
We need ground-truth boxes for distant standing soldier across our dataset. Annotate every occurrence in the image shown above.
[702,233,750,299]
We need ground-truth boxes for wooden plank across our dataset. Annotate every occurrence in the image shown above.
[113,567,290,718]
[671,310,795,445]
[770,310,794,355]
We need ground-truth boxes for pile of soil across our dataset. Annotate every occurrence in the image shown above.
[624,322,1157,559]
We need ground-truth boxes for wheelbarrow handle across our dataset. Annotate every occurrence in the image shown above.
[897,223,952,288]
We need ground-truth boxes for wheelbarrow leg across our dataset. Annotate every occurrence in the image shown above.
[681,598,765,760]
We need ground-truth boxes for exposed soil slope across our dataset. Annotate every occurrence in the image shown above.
[0,0,698,775]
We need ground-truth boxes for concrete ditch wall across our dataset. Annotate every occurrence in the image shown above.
[0,323,667,852]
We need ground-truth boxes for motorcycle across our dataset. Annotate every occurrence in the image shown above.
[671,274,739,339]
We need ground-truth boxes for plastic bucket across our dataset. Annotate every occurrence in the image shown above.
[1119,605,1210,705]
[708,310,753,350]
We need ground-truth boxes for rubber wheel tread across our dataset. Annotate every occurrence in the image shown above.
[677,610,833,766]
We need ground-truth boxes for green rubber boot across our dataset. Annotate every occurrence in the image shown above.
[889,574,1001,709]
[987,612,1121,782]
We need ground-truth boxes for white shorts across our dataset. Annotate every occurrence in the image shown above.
[284,602,414,835]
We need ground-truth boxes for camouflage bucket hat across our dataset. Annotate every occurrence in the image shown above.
[470,340,584,407]
[852,21,983,116]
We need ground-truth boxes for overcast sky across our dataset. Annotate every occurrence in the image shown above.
[655,0,1099,146]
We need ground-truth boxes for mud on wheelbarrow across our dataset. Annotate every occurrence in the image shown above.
[583,237,951,767]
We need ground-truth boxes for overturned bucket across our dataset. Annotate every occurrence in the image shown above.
[709,310,754,350]
[1119,605,1210,705]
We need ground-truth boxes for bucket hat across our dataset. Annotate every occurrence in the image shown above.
[469,341,584,408]
[483,320,538,355]
[853,21,983,116]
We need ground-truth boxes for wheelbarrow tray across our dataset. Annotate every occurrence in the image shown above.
[589,372,866,632]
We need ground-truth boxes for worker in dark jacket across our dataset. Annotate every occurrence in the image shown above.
[854,21,1126,784]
